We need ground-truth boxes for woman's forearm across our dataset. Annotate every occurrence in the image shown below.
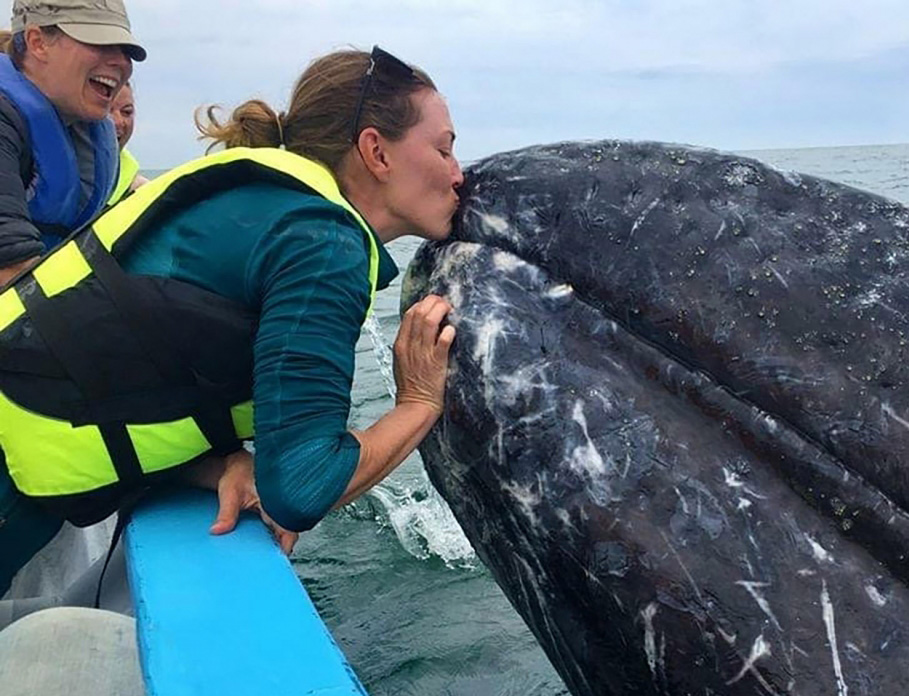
[335,401,440,509]
[334,294,456,509]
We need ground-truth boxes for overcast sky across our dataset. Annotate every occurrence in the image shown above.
[119,0,909,168]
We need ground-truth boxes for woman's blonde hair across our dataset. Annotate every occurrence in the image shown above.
[195,48,436,175]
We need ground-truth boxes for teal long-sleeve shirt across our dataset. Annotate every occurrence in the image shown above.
[120,182,398,531]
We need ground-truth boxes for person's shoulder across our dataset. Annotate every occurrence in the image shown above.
[0,94,19,121]
[212,182,348,215]
[217,182,365,236]
[0,94,26,138]
[0,95,29,172]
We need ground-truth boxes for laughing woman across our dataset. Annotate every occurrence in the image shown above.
[0,0,145,287]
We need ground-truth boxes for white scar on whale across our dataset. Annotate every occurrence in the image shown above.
[822,581,848,696]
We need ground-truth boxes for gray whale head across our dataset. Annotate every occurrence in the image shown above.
[402,140,909,696]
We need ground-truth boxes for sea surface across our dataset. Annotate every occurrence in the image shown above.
[159,142,909,696]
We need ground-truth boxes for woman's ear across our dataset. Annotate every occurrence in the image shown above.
[356,127,392,182]
[23,25,52,63]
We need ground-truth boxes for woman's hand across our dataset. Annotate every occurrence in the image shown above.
[393,294,456,414]
[184,449,298,555]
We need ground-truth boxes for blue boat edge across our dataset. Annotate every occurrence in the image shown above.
[124,487,368,696]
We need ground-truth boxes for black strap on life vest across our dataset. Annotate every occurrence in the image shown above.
[77,229,190,386]
[93,489,146,609]
[0,95,32,183]
[16,274,147,487]
[77,229,242,456]
[16,277,111,400]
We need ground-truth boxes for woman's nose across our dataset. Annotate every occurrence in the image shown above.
[451,158,464,188]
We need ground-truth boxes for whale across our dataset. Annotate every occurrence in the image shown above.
[402,140,909,695]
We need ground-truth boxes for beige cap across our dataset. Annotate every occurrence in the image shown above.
[11,0,147,61]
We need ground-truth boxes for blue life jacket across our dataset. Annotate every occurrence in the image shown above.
[0,54,119,249]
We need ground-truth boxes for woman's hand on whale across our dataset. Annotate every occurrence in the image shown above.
[393,294,456,415]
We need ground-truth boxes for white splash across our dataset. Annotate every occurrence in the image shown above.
[821,580,849,696]
[368,482,476,567]
[362,312,397,399]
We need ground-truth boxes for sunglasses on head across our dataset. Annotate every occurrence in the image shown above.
[350,45,419,144]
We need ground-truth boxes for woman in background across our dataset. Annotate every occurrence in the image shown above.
[107,80,149,204]
[0,0,145,286]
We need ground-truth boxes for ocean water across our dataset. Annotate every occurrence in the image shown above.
[162,142,909,696]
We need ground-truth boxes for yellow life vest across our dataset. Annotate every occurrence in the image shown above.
[107,148,141,206]
[0,147,380,525]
